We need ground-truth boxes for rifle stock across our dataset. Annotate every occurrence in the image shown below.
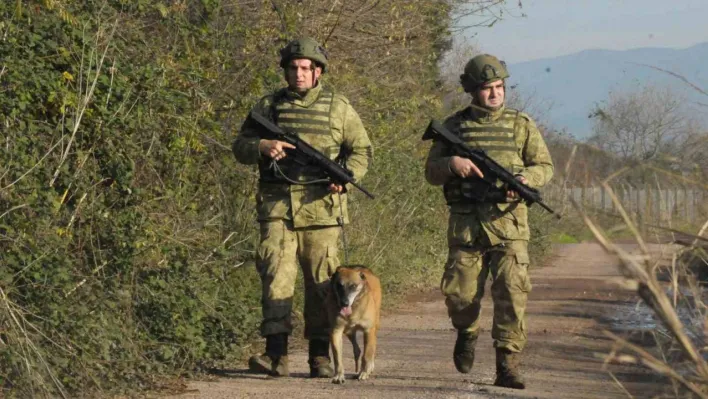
[423,120,559,218]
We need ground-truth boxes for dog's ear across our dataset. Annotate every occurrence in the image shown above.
[359,271,366,280]
[330,270,339,287]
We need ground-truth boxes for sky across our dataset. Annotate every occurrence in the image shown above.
[458,0,708,64]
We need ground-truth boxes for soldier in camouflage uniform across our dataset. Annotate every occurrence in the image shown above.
[424,54,553,389]
[232,37,373,378]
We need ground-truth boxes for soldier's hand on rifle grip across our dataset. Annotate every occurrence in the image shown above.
[506,175,528,201]
[259,139,296,161]
[328,184,344,194]
[449,156,484,179]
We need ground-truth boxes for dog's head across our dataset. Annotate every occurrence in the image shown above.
[330,266,367,317]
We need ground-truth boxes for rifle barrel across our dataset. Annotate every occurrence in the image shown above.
[351,181,375,199]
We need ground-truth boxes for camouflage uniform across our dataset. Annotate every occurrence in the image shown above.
[234,83,372,341]
[233,37,372,378]
[426,104,553,354]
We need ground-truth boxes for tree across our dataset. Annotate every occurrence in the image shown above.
[588,85,689,163]
[587,84,708,183]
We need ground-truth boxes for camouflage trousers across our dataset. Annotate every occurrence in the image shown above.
[256,219,341,340]
[441,224,532,353]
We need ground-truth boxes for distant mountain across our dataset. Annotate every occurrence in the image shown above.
[507,42,708,138]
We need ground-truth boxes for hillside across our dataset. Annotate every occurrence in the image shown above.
[508,42,708,137]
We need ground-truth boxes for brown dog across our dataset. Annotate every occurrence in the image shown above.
[326,265,382,384]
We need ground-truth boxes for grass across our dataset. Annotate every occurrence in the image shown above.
[553,232,580,244]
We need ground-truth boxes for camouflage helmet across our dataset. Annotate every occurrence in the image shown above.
[279,37,329,73]
[459,54,509,93]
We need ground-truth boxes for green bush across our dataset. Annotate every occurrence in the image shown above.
[0,1,548,397]
[0,0,461,396]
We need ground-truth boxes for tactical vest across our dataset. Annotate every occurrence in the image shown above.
[257,88,341,183]
[443,108,526,204]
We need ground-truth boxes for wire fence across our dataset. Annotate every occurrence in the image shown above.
[545,184,707,226]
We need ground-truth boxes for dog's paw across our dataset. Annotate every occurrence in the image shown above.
[357,371,371,381]
[331,374,346,384]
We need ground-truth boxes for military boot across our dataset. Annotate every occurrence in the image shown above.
[453,331,478,373]
[248,333,289,377]
[494,348,525,389]
[308,338,333,378]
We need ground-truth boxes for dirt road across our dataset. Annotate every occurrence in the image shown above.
[170,243,668,398]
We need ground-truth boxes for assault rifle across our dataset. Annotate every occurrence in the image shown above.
[422,119,559,218]
[249,111,375,199]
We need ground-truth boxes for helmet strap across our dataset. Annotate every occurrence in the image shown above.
[310,63,323,88]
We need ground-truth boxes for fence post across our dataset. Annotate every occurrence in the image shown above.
[644,185,652,234]
[634,187,640,231]
[590,185,596,209]
[670,188,677,225]
[660,189,667,226]
[581,184,586,206]
[655,189,661,226]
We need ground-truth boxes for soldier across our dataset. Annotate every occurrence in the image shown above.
[232,37,373,378]
[424,54,553,389]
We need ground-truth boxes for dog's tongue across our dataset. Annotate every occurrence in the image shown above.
[340,306,352,317]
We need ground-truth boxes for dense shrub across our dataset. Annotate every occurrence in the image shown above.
[0,1,547,396]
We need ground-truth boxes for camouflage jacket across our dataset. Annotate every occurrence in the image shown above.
[233,84,373,228]
[424,105,553,243]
